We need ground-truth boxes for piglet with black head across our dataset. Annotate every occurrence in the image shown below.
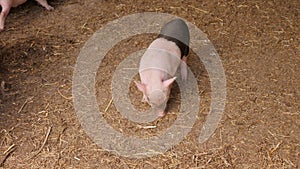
[135,18,190,117]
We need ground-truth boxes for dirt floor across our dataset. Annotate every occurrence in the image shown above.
[0,0,299,168]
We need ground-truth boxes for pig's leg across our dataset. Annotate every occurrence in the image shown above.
[141,94,148,103]
[134,81,149,103]
[158,111,166,117]
[35,0,54,10]
[180,56,188,81]
[0,1,11,31]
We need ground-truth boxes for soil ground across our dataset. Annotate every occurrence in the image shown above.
[0,0,299,168]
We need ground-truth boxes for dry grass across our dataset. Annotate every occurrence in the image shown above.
[0,0,299,168]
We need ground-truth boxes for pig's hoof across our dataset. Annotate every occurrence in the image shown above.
[158,111,166,117]
[46,6,54,10]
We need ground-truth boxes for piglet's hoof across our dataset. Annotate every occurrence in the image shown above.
[158,111,166,117]
[45,5,54,11]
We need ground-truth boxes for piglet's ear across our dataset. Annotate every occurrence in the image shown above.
[134,81,146,93]
[163,77,176,88]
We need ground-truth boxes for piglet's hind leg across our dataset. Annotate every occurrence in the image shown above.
[35,0,54,10]
[180,56,188,81]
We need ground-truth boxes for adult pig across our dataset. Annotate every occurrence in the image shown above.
[0,0,53,30]
[135,18,190,117]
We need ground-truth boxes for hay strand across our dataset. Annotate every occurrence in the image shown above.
[28,126,52,160]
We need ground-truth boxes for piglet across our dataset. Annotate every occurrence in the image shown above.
[135,18,190,117]
[0,0,53,31]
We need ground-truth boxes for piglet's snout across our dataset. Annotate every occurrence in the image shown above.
[149,89,167,107]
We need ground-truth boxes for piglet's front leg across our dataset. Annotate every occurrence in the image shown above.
[0,0,11,31]
[158,111,166,117]
[141,94,148,103]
